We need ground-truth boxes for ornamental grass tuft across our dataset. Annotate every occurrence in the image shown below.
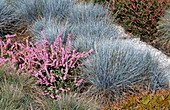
[80,39,168,106]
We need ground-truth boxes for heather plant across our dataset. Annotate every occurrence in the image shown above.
[80,39,168,106]
[30,18,75,46]
[108,0,169,41]
[106,85,170,110]
[0,26,93,101]
[11,0,74,25]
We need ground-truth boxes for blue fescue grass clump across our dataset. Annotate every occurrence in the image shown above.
[0,0,8,34]
[67,2,112,25]
[71,20,119,53]
[43,0,74,20]
[11,0,74,25]
[80,39,168,104]
[11,0,44,25]
[0,0,16,36]
[30,18,75,46]
[0,0,9,22]
[157,9,170,40]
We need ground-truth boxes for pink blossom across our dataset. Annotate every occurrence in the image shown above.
[75,79,83,87]
[0,26,93,102]
[50,74,56,83]
[50,93,54,99]
[49,87,53,91]
[59,87,65,92]
[55,90,58,94]
[74,77,77,83]
[5,34,16,38]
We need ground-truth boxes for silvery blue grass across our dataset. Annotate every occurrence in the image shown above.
[67,2,112,25]
[30,18,75,46]
[81,39,168,101]
[0,0,18,36]
[71,20,119,53]
[11,0,74,25]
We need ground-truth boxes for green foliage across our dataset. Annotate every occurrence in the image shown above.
[40,67,82,97]
[108,0,169,41]
[105,84,170,110]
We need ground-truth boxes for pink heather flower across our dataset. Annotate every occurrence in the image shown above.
[63,74,67,80]
[60,76,63,82]
[85,49,93,56]
[5,34,16,38]
[49,87,53,91]
[34,73,39,78]
[67,88,70,91]
[50,93,54,99]
[50,74,56,83]
[74,77,77,83]
[51,86,56,89]
[41,31,47,42]
[55,90,58,94]
[78,63,84,66]
[42,91,49,95]
[61,68,63,73]
[69,60,73,68]
[44,66,50,78]
[55,25,64,43]
[75,79,83,87]
[45,80,50,86]
[59,87,65,92]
